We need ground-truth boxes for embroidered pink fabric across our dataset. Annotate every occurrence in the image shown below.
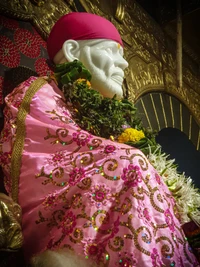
[0,77,199,266]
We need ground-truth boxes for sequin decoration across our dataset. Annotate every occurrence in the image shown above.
[69,167,86,186]
[121,164,142,187]
[85,184,113,208]
[164,209,175,232]
[72,131,92,146]
[60,211,77,235]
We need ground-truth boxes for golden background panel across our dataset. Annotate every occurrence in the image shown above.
[0,0,73,38]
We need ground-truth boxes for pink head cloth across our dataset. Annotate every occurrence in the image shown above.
[47,12,123,61]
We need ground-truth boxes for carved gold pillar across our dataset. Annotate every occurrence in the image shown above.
[176,0,183,90]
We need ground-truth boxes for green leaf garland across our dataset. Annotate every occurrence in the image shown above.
[54,60,157,154]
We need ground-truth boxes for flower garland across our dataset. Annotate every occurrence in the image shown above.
[148,146,200,226]
[54,60,157,155]
[54,60,200,227]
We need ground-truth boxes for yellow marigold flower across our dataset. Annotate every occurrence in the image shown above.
[76,78,91,88]
[118,128,145,143]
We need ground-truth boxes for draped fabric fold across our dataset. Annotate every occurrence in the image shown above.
[0,76,199,266]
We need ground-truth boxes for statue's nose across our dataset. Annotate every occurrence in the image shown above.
[116,55,129,70]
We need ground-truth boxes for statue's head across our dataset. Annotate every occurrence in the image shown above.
[47,12,128,99]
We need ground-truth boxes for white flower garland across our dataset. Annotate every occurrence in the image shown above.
[148,145,200,226]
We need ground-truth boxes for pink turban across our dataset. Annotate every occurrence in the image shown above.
[47,12,123,60]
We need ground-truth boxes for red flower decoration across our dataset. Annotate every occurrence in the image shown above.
[60,211,76,235]
[104,145,116,154]
[72,131,92,146]
[0,15,19,30]
[118,257,137,267]
[121,164,142,187]
[69,167,85,186]
[0,36,20,68]
[14,28,40,58]
[35,58,53,76]
[164,208,175,232]
[151,248,163,267]
[155,173,161,184]
[33,28,47,49]
[84,240,104,259]
[0,152,12,167]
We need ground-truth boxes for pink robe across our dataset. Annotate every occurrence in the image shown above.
[0,76,199,266]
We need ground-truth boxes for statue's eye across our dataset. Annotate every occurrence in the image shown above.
[105,47,113,54]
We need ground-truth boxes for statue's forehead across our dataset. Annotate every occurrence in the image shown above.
[83,39,124,53]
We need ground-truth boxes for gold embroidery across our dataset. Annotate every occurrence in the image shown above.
[149,187,164,213]
[108,236,124,252]
[87,138,103,150]
[120,153,148,171]
[46,109,70,123]
[36,166,66,187]
[102,159,119,181]
[134,226,151,256]
[77,177,92,190]
[91,210,110,235]
[44,128,73,145]
[0,193,23,251]
[11,78,47,202]
[73,152,94,167]
[131,187,145,201]
[69,228,83,244]
[155,236,174,258]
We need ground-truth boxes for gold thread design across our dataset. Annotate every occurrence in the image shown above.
[11,78,47,202]
[169,96,175,128]
[140,98,152,130]
[150,94,160,130]
[159,94,167,128]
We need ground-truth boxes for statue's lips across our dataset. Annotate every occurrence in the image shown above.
[111,74,124,85]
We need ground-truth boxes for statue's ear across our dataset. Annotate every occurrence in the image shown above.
[62,40,80,62]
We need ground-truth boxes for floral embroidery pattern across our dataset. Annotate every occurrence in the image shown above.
[59,211,76,235]
[164,208,175,232]
[14,28,41,58]
[121,164,142,187]
[0,151,12,167]
[47,151,65,167]
[86,184,113,208]
[1,74,198,267]
[43,193,58,209]
[0,15,19,30]
[151,248,163,267]
[104,145,116,154]
[35,57,53,76]
[117,254,138,267]
[0,36,20,68]
[72,131,92,146]
[69,167,86,186]
[155,173,161,184]
[83,239,105,261]
[138,206,151,224]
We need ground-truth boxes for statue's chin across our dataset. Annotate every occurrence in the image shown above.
[91,79,123,99]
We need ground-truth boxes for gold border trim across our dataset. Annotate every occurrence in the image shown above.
[150,93,160,130]
[11,78,47,202]
[140,98,152,130]
[169,96,175,128]
[159,94,168,128]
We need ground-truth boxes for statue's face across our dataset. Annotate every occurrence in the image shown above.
[78,40,128,99]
